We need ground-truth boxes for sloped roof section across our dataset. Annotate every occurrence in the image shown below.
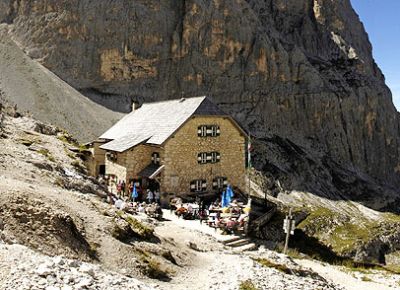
[193,97,227,116]
[99,96,241,152]
[99,133,151,152]
[138,164,164,179]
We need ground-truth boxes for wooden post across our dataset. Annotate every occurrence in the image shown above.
[283,208,294,255]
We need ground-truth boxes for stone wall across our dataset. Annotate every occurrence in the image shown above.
[104,151,127,183]
[163,116,246,195]
[125,145,163,181]
[87,141,106,177]
[104,144,164,185]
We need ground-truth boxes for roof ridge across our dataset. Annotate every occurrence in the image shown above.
[140,95,207,106]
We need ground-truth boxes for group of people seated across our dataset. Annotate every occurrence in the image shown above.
[170,197,251,234]
[107,192,163,220]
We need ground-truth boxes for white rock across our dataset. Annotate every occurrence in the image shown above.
[68,260,81,268]
[36,264,53,277]
[79,263,95,277]
[74,277,93,288]
[46,286,60,290]
[53,256,65,266]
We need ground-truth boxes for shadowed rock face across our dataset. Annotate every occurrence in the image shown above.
[1,0,399,192]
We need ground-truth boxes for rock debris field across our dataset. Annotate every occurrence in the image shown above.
[0,243,152,290]
[0,239,343,290]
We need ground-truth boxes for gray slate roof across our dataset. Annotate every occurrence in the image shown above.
[100,133,151,153]
[138,163,163,178]
[99,96,231,152]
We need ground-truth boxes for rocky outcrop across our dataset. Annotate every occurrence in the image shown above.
[0,0,399,196]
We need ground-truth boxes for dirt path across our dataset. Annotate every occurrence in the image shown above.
[153,214,253,290]
[297,259,397,290]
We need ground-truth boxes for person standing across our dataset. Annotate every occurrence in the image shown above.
[146,189,154,204]
[116,181,122,197]
[128,182,134,200]
[131,183,138,202]
[121,180,126,197]
[154,190,160,205]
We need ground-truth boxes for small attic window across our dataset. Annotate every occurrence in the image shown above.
[198,125,220,137]
[106,151,117,161]
[151,152,160,165]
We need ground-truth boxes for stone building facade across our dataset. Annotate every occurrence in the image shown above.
[162,116,246,194]
[86,140,107,177]
[93,96,247,200]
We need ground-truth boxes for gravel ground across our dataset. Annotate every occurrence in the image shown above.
[1,113,399,290]
[0,243,153,290]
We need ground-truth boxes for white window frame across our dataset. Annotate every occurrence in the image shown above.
[198,125,207,137]
[198,152,207,164]
[210,152,219,163]
[198,125,220,137]
[213,177,228,190]
[191,179,207,192]
[211,125,219,137]
[195,180,202,192]
[151,152,160,165]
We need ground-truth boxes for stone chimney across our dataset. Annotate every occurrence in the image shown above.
[131,101,140,112]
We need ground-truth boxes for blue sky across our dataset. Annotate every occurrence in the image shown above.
[351,0,400,111]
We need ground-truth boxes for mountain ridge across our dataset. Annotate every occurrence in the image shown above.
[0,0,399,195]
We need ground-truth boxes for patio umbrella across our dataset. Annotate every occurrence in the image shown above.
[221,190,227,207]
[131,184,138,200]
[226,185,234,205]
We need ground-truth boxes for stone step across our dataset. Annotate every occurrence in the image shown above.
[232,243,258,253]
[225,238,251,248]
[217,235,242,244]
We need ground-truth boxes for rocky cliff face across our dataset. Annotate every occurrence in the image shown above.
[1,0,399,196]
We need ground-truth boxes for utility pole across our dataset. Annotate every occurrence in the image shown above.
[245,131,251,236]
[283,208,295,255]
[247,131,252,199]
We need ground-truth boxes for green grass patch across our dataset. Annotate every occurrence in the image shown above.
[329,222,380,254]
[297,207,382,256]
[255,258,292,274]
[146,259,170,280]
[239,280,259,290]
[37,148,56,162]
[383,264,400,275]
[125,215,154,240]
[275,245,305,259]
[255,258,321,278]
[64,148,77,159]
[361,276,373,282]
[116,211,155,240]
[57,132,78,146]
[71,160,86,174]
[135,248,171,281]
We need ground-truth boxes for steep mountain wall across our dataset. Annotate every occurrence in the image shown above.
[1,0,399,191]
